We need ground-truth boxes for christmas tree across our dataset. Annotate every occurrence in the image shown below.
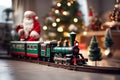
[89,35,102,66]
[104,28,114,57]
[42,0,84,40]
[104,28,114,48]
[110,0,120,22]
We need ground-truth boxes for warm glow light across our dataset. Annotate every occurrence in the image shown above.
[63,32,69,37]
[56,18,60,22]
[52,22,57,27]
[104,48,110,56]
[57,2,61,7]
[49,32,56,37]
[73,18,78,23]
[63,11,69,16]
[83,31,87,36]
[67,2,71,6]
[51,8,55,11]
[43,26,47,30]
[69,24,77,31]
[57,27,63,32]
[55,10,59,14]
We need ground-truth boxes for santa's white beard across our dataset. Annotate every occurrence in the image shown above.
[23,18,34,38]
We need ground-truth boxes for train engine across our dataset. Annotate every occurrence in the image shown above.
[52,32,88,65]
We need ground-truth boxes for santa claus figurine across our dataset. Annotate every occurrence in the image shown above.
[16,10,41,41]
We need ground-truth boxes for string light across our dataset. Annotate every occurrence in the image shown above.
[57,2,61,7]
[63,11,69,15]
[52,22,57,27]
[43,26,47,30]
[56,18,61,22]
[73,18,78,23]
[63,32,69,37]
[57,26,63,32]
[67,2,71,6]
[83,31,87,36]
[55,9,59,14]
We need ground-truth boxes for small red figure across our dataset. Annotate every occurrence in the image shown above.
[16,10,41,41]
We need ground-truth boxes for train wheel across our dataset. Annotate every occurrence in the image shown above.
[62,61,67,65]
[55,60,59,64]
[47,58,50,62]
[54,54,58,64]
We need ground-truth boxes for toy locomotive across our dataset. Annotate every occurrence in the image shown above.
[10,32,88,65]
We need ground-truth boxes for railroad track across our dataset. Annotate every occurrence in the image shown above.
[1,55,120,74]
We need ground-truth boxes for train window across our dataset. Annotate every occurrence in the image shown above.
[34,46,37,50]
[27,45,29,49]
[47,45,50,48]
[12,44,15,48]
[41,46,44,50]
[30,46,33,49]
[44,46,46,50]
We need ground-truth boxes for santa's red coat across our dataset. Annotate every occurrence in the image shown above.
[16,19,41,41]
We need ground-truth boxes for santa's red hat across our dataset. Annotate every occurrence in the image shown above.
[24,10,38,20]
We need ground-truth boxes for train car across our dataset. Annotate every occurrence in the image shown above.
[40,41,57,61]
[26,41,41,58]
[10,41,26,57]
[10,41,57,61]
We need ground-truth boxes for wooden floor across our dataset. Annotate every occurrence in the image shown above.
[0,55,120,80]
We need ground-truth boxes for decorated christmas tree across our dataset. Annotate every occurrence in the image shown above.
[102,0,120,30]
[89,35,102,66]
[110,0,120,22]
[42,0,84,40]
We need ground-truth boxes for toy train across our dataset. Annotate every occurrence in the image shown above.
[9,32,88,65]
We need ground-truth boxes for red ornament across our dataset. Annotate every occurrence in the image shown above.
[61,10,64,13]
[49,12,53,15]
[77,12,82,16]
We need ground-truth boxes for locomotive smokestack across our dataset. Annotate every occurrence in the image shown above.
[70,32,76,46]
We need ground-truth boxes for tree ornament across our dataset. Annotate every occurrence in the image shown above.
[77,12,82,17]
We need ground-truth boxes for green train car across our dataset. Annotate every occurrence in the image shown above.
[10,41,57,61]
[26,41,40,58]
[10,41,26,57]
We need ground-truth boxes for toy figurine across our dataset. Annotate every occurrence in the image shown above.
[16,10,41,41]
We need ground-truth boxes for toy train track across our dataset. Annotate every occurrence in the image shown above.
[1,56,120,74]
[8,32,120,74]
